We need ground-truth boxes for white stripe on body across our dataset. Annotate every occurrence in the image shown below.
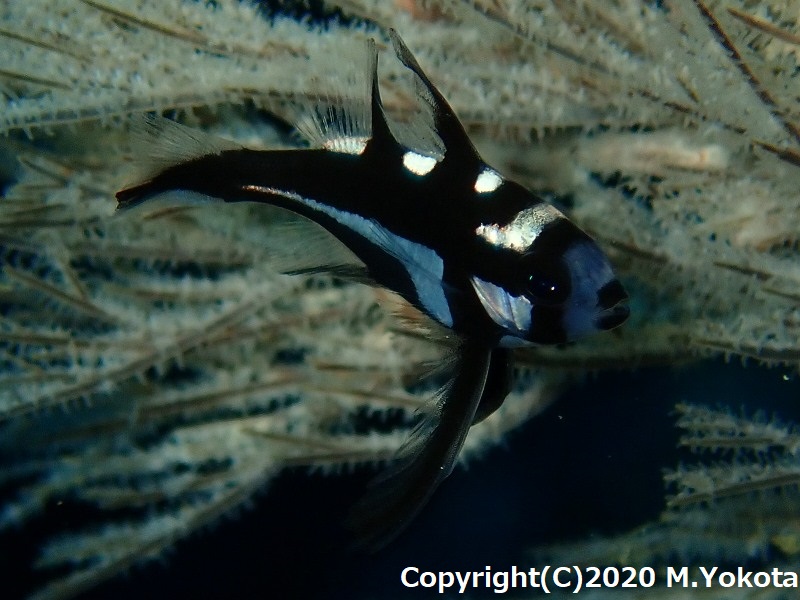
[242,185,453,327]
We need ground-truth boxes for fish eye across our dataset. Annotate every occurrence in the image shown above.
[524,257,570,305]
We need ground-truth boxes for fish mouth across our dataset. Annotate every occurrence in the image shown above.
[594,280,629,330]
[594,303,630,330]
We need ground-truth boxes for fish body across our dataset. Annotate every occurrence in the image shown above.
[117,31,628,548]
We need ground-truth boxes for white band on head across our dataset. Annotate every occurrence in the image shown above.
[475,204,563,251]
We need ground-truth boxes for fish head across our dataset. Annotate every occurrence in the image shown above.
[472,203,629,346]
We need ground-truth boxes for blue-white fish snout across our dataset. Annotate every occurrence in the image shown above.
[561,240,629,340]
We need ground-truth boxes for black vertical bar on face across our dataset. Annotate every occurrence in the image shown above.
[348,337,492,551]
[529,304,568,344]
[596,279,628,311]
[472,347,514,425]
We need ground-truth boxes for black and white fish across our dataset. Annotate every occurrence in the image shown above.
[116,31,629,549]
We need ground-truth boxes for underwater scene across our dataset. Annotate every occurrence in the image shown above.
[1,1,799,598]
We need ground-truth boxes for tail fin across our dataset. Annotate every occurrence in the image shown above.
[115,115,239,211]
[115,181,155,211]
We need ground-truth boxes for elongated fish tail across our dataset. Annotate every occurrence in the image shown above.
[115,161,229,216]
[115,180,158,211]
[115,163,204,211]
[115,114,240,211]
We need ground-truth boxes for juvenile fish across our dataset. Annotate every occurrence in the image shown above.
[117,30,629,549]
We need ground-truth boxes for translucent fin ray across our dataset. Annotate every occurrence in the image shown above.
[347,338,492,551]
[127,114,240,178]
[388,29,477,161]
[292,40,375,154]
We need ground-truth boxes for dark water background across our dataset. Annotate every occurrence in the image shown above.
[4,359,797,599]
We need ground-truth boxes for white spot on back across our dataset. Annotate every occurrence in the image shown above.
[323,136,368,155]
[474,168,503,193]
[475,204,564,251]
[402,151,438,176]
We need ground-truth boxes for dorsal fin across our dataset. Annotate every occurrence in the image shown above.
[388,29,478,164]
[366,38,398,154]
[388,57,446,161]
[293,40,376,156]
[293,34,461,163]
